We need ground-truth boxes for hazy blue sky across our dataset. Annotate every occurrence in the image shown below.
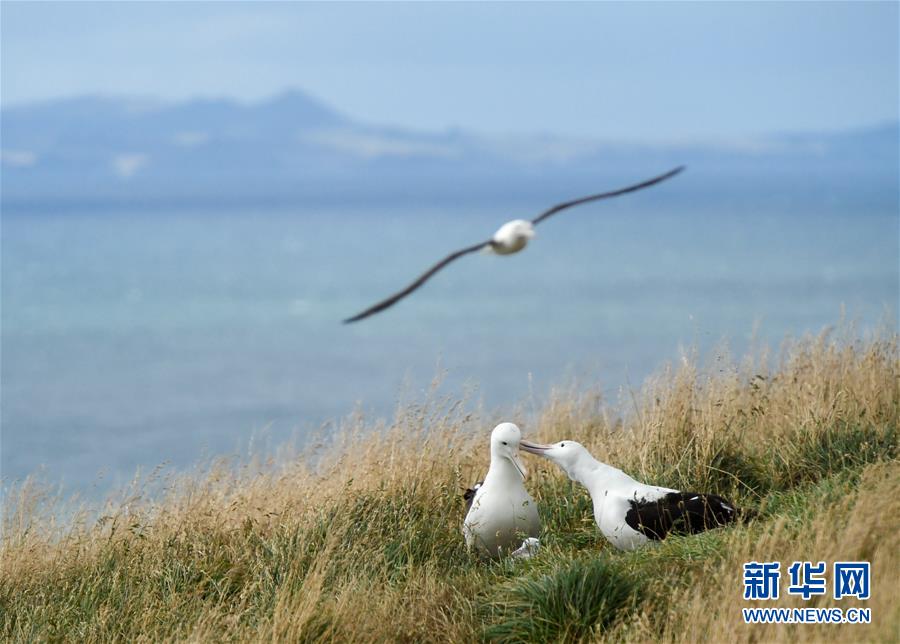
[2,2,897,140]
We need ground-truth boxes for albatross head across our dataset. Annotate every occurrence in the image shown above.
[490,422,528,479]
[490,219,536,255]
[519,439,594,483]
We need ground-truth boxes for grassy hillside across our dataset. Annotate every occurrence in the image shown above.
[2,326,897,642]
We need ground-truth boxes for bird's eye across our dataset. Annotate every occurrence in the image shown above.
[501,441,508,446]
[560,443,566,447]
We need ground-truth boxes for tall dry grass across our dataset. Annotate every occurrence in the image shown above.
[1,325,897,642]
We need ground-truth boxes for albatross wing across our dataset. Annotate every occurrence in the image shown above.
[463,482,483,512]
[343,240,489,323]
[530,166,685,226]
[624,492,739,540]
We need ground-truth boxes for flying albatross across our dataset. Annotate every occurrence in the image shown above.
[463,422,541,558]
[520,439,749,551]
[343,166,685,323]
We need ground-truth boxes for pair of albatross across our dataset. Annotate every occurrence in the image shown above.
[463,423,747,557]
[344,166,685,323]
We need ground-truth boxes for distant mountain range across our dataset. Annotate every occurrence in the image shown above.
[2,88,897,211]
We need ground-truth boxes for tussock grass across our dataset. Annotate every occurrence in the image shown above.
[484,557,643,642]
[2,325,898,642]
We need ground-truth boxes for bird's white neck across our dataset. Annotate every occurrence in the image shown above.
[484,455,524,486]
[568,456,637,495]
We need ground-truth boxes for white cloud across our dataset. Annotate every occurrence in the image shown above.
[304,129,459,160]
[481,135,602,164]
[112,153,148,178]
[172,131,210,147]
[1,149,38,167]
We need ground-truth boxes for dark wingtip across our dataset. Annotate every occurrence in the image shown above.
[342,310,370,324]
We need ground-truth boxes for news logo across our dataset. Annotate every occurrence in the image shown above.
[742,560,871,625]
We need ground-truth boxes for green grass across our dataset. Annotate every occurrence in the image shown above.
[484,557,644,643]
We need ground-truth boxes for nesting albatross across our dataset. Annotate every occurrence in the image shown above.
[343,166,684,323]
[520,439,749,551]
[463,423,540,558]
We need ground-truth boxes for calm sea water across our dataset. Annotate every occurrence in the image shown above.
[2,200,897,496]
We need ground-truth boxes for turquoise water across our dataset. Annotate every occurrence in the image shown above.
[2,201,897,495]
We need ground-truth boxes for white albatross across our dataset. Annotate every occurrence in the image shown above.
[463,423,541,558]
[520,439,750,551]
[343,166,684,322]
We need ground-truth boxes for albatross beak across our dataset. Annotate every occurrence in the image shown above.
[520,440,553,456]
[510,451,527,479]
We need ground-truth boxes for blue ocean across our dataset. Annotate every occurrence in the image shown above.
[2,200,897,496]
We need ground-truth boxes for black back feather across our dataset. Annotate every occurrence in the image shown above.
[624,492,741,540]
[463,482,483,512]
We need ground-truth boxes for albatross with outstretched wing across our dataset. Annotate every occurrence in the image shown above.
[343,166,685,323]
